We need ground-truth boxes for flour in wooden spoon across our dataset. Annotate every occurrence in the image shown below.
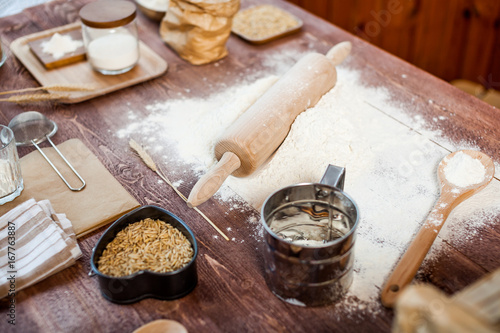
[443,151,485,188]
[117,49,500,313]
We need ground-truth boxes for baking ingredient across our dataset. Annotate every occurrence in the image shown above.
[41,32,83,59]
[232,4,300,40]
[443,151,485,187]
[0,160,15,197]
[117,49,500,313]
[87,33,139,72]
[159,0,239,65]
[0,126,22,204]
[136,0,169,12]
[97,218,194,277]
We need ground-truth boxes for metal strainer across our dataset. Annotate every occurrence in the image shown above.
[8,111,85,191]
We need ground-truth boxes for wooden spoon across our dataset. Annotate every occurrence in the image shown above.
[380,150,495,308]
[133,319,188,333]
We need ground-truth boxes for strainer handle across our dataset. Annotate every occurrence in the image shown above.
[32,136,86,191]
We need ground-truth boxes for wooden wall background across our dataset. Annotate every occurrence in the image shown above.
[287,0,500,89]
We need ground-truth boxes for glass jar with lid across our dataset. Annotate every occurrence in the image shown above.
[79,0,140,75]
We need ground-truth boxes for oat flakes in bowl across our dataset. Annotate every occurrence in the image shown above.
[91,206,198,304]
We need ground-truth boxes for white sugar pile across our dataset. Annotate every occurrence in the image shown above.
[117,49,500,313]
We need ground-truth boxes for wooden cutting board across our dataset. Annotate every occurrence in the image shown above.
[27,29,86,69]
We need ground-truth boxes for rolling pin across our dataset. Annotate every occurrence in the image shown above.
[187,41,352,207]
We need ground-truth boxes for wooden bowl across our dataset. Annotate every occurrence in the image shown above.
[135,1,166,21]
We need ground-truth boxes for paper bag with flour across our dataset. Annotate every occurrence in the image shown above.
[160,0,240,65]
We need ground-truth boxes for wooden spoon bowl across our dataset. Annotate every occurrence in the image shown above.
[133,319,187,333]
[380,150,495,308]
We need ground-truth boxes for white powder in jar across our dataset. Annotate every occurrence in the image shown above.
[443,151,485,187]
[41,32,83,59]
[87,33,139,71]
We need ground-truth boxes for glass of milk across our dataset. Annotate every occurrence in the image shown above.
[0,125,23,205]
[79,0,140,75]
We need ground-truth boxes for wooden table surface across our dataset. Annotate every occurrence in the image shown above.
[0,0,499,332]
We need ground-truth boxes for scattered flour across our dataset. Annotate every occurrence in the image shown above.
[117,49,500,313]
[42,32,83,59]
[443,151,486,187]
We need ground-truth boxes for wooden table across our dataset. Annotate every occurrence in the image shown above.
[0,0,499,332]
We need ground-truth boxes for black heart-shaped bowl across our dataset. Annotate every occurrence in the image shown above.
[91,206,198,304]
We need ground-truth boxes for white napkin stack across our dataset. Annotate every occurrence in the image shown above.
[0,198,81,298]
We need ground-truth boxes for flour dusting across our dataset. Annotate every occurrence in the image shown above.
[443,151,486,187]
[117,50,500,314]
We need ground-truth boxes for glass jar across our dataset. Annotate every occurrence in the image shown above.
[79,0,140,75]
[0,125,23,205]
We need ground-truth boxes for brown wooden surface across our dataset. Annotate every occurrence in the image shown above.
[287,0,500,88]
[0,0,499,332]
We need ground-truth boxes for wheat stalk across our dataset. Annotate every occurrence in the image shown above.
[0,93,70,103]
[129,139,230,241]
[129,139,157,171]
[0,84,96,96]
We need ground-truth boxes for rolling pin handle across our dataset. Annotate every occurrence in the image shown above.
[187,152,241,208]
[325,41,352,66]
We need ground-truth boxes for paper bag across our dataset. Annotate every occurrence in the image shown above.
[160,0,240,65]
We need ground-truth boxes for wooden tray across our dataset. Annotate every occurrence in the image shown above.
[10,22,168,103]
[231,5,303,44]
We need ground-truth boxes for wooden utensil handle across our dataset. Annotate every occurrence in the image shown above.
[187,152,241,208]
[380,197,452,308]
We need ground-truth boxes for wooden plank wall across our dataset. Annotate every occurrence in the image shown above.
[287,0,500,88]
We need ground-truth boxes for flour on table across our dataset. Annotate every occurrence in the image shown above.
[117,49,500,314]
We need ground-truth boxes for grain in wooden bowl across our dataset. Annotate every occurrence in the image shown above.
[91,206,198,304]
[232,4,303,44]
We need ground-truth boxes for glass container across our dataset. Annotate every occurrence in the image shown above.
[79,0,140,75]
[0,125,23,205]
